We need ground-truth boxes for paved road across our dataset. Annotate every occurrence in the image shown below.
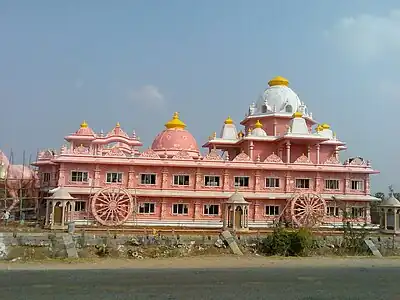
[0,265,398,299]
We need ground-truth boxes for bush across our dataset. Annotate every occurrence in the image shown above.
[260,226,314,256]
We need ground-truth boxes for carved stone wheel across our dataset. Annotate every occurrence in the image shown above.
[290,192,327,228]
[91,187,134,226]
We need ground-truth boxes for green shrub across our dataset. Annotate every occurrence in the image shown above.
[260,226,314,256]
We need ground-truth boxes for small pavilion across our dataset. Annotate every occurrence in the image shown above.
[45,187,75,229]
[223,190,249,231]
[379,185,400,234]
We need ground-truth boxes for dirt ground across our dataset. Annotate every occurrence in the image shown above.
[1,255,400,270]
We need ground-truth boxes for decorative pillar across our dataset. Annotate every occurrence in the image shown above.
[249,141,254,160]
[278,146,283,160]
[222,204,227,229]
[344,174,350,194]
[232,205,236,230]
[254,171,260,191]
[161,168,168,190]
[285,141,291,163]
[61,201,65,227]
[384,209,387,230]
[58,164,66,186]
[160,199,167,220]
[94,165,101,187]
[365,177,370,195]
[45,200,50,226]
[315,173,322,193]
[334,146,339,160]
[193,202,201,221]
[194,168,202,190]
[127,167,136,188]
[285,173,292,193]
[223,170,229,191]
[273,121,277,136]
[315,144,320,165]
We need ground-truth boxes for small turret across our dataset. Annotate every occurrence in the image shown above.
[220,116,238,140]
[287,111,309,135]
[251,120,267,137]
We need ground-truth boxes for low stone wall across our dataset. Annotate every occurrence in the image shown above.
[0,232,399,261]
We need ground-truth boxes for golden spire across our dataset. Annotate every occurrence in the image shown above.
[164,112,186,130]
[321,123,330,129]
[254,120,262,129]
[224,116,233,125]
[268,76,289,87]
[292,111,303,118]
[80,120,88,128]
[116,122,120,128]
[316,124,323,132]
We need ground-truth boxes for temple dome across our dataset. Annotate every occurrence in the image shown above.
[151,112,199,157]
[253,76,303,116]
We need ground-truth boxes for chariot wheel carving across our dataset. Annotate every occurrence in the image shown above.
[290,192,326,228]
[91,187,134,226]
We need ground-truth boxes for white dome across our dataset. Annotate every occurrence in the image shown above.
[256,85,302,115]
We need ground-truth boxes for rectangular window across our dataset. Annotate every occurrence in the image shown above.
[351,207,365,218]
[71,171,88,182]
[172,203,188,215]
[203,204,219,215]
[141,174,156,185]
[351,180,364,191]
[42,172,51,183]
[295,178,310,189]
[234,176,249,187]
[325,179,339,190]
[265,205,280,216]
[138,203,155,214]
[106,172,123,183]
[204,175,220,187]
[173,175,190,186]
[265,177,280,188]
[326,206,339,217]
[75,201,86,212]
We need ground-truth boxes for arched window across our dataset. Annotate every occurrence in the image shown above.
[285,105,293,113]
[262,105,267,113]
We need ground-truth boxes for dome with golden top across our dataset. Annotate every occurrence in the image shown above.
[251,120,267,137]
[75,120,95,136]
[253,76,304,117]
[151,112,199,157]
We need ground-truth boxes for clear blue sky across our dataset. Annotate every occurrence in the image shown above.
[1,0,399,193]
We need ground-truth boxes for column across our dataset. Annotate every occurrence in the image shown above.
[193,202,200,221]
[45,200,50,226]
[278,146,283,159]
[223,170,229,191]
[307,145,311,160]
[249,141,254,160]
[285,141,291,163]
[232,205,236,230]
[315,144,320,164]
[253,201,258,222]
[273,121,277,136]
[58,164,66,186]
[344,174,350,195]
[254,171,260,191]
[315,173,322,193]
[160,200,167,220]
[334,146,339,160]
[384,209,387,230]
[222,204,227,229]
[94,165,101,187]
[365,177,370,195]
[61,201,65,227]
[285,173,292,193]
[161,168,169,190]
[194,168,202,190]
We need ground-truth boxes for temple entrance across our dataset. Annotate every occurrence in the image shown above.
[235,206,242,229]
[53,204,62,225]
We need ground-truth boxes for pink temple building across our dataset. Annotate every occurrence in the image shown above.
[33,76,380,230]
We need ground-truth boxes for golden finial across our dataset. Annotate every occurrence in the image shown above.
[213,132,217,139]
[268,76,289,87]
[292,111,303,118]
[116,122,120,127]
[254,120,262,128]
[238,131,244,138]
[316,124,323,132]
[224,116,233,125]
[165,112,186,130]
[321,123,330,129]
[80,120,88,128]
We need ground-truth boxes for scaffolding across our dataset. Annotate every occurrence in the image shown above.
[0,150,41,222]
